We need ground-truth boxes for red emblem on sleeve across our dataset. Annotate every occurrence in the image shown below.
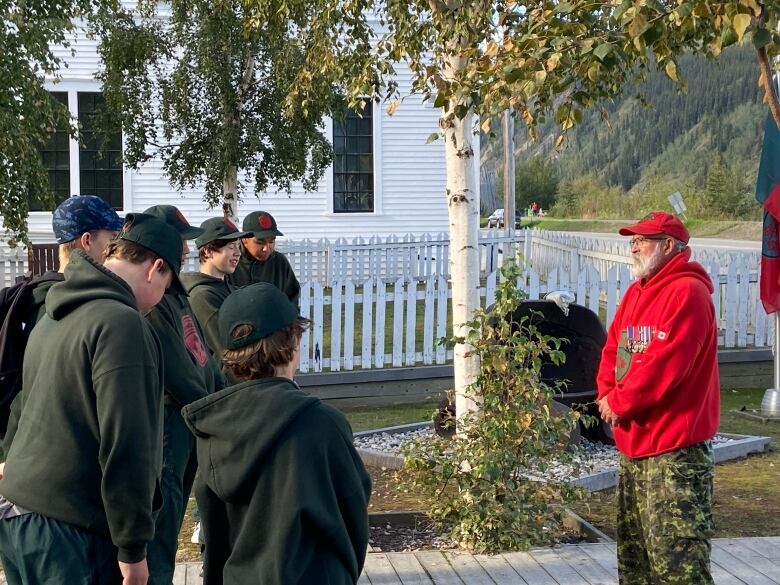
[181,315,209,366]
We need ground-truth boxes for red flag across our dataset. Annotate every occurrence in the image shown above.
[756,112,780,314]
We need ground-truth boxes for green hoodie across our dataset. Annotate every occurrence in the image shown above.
[183,378,371,585]
[179,271,235,358]
[144,292,225,407]
[227,250,300,304]
[0,251,164,563]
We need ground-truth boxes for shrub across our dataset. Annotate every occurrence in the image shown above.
[399,262,592,553]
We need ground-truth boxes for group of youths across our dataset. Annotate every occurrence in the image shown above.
[0,196,721,585]
[0,195,370,585]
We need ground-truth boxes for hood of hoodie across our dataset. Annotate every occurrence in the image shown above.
[182,378,319,501]
[180,271,224,294]
[46,251,137,320]
[637,247,713,295]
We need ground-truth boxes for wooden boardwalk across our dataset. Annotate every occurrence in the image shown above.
[167,537,780,584]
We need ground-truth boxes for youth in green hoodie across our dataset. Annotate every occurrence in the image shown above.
[0,250,165,570]
[228,249,300,303]
[183,282,370,585]
[181,272,234,356]
[184,378,371,585]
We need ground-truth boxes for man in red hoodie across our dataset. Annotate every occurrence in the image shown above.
[596,211,719,585]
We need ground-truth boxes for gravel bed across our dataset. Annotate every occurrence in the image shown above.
[355,428,737,482]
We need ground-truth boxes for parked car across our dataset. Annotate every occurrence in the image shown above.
[486,209,522,228]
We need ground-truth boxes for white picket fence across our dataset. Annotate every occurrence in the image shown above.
[297,259,772,373]
[3,229,772,372]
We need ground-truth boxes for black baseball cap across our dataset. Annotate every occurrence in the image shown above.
[242,211,284,239]
[219,283,298,350]
[144,205,205,240]
[195,217,251,249]
[118,213,188,295]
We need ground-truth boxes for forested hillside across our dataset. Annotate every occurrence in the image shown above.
[481,46,766,219]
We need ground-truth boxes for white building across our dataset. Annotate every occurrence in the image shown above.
[17,14,480,246]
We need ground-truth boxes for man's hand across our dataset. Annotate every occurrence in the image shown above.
[597,397,620,426]
[0,462,5,481]
[119,559,148,585]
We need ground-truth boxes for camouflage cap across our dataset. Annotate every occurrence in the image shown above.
[143,205,205,240]
[242,211,284,239]
[195,217,251,249]
[52,195,124,244]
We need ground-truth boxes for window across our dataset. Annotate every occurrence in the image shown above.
[78,93,123,210]
[333,106,374,213]
[31,92,70,212]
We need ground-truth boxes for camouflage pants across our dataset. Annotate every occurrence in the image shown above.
[617,441,714,585]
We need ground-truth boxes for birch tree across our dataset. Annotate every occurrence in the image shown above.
[93,0,376,219]
[311,0,778,421]
[1,0,112,244]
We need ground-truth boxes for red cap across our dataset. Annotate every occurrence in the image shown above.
[618,211,689,244]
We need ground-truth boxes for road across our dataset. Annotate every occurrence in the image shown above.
[545,231,760,252]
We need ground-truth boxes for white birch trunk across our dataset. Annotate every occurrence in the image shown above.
[442,53,481,421]
[223,169,238,221]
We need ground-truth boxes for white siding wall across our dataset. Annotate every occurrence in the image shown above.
[14,16,479,244]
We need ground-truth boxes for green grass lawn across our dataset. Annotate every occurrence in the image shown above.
[344,401,438,432]
[572,387,780,539]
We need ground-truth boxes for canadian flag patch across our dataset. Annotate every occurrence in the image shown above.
[657,330,668,340]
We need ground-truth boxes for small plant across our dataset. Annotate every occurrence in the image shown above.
[399,261,591,553]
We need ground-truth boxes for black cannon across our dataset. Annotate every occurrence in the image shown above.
[506,299,611,443]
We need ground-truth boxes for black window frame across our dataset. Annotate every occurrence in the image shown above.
[78,92,123,210]
[333,105,374,213]
[31,92,71,212]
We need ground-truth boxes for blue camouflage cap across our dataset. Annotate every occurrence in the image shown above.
[52,195,124,244]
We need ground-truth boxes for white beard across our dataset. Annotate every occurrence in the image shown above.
[631,248,666,280]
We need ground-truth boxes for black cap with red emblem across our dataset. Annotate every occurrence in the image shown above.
[242,211,284,239]
[195,217,251,249]
[144,205,205,240]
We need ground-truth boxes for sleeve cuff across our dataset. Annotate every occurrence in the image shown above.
[117,543,146,564]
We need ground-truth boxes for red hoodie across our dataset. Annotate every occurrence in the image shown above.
[596,248,720,459]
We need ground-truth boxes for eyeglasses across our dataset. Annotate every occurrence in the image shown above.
[629,236,669,247]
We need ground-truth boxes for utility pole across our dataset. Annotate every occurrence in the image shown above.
[502,108,515,237]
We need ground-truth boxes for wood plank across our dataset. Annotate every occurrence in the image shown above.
[172,563,187,585]
[344,280,355,370]
[530,548,590,585]
[299,284,311,372]
[312,283,324,372]
[435,277,447,365]
[713,540,780,583]
[444,552,495,585]
[711,546,779,585]
[358,570,372,585]
[363,553,403,585]
[736,536,780,561]
[385,552,433,585]
[375,279,386,368]
[423,277,435,365]
[405,280,417,366]
[557,546,616,585]
[501,551,558,585]
[474,553,529,584]
[363,279,374,369]
[393,278,404,367]
[574,544,617,579]
[709,561,748,585]
[414,551,465,585]
[185,562,202,584]
[331,282,343,371]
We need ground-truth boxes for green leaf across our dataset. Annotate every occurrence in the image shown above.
[553,2,574,14]
[593,43,613,62]
[732,13,751,41]
[426,132,440,144]
[434,93,447,108]
[504,67,524,84]
[753,27,772,49]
